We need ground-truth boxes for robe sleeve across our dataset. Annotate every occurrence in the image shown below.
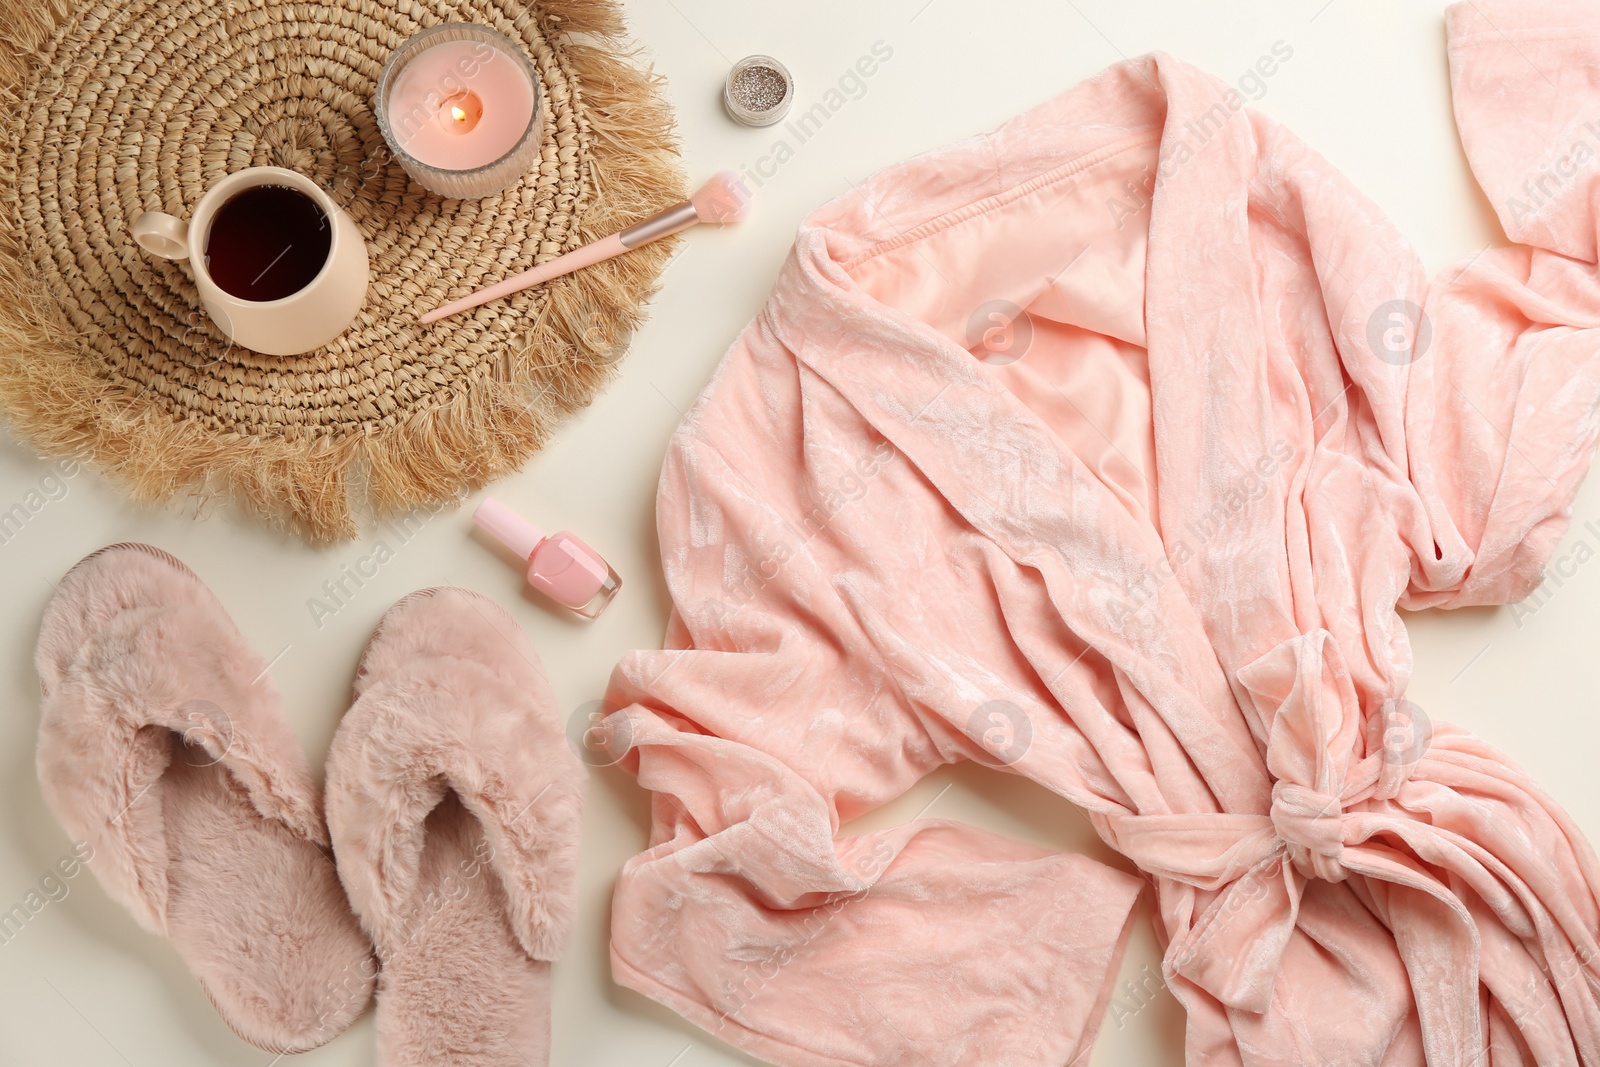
[1398,0,1600,608]
[603,313,1147,1067]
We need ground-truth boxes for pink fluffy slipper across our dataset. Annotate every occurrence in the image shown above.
[34,543,376,1053]
[325,587,585,1067]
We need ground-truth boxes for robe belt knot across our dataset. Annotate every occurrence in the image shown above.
[1268,780,1347,883]
[1093,629,1423,1013]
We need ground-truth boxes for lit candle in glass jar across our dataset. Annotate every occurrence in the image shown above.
[375,24,541,199]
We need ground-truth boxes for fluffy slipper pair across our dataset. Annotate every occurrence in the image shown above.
[34,543,585,1064]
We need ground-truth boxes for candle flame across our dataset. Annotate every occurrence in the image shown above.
[451,106,467,123]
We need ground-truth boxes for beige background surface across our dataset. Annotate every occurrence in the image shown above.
[1,1,1585,1064]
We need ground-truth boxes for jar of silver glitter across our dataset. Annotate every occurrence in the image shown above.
[724,55,793,127]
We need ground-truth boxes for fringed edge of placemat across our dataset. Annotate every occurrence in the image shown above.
[0,0,686,542]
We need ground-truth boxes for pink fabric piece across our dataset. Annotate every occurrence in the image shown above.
[607,4,1600,1064]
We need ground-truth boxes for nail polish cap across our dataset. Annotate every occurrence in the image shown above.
[473,497,545,561]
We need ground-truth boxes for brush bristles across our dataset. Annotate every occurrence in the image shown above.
[690,171,752,224]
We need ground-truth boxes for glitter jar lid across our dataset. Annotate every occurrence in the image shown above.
[724,55,793,127]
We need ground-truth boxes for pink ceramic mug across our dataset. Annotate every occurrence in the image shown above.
[132,167,369,356]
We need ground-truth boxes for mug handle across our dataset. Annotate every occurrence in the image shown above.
[132,212,189,260]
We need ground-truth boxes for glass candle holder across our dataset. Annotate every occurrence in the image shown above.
[374,24,542,199]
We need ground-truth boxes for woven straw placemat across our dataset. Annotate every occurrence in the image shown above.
[0,0,684,541]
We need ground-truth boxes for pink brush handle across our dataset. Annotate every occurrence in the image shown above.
[419,233,627,324]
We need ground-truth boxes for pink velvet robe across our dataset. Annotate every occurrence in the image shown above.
[604,3,1600,1063]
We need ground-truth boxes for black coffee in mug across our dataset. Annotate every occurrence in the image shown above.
[203,184,332,302]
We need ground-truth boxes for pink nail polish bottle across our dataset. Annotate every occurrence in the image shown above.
[473,498,622,619]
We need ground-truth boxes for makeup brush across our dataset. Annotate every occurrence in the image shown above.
[418,171,752,325]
